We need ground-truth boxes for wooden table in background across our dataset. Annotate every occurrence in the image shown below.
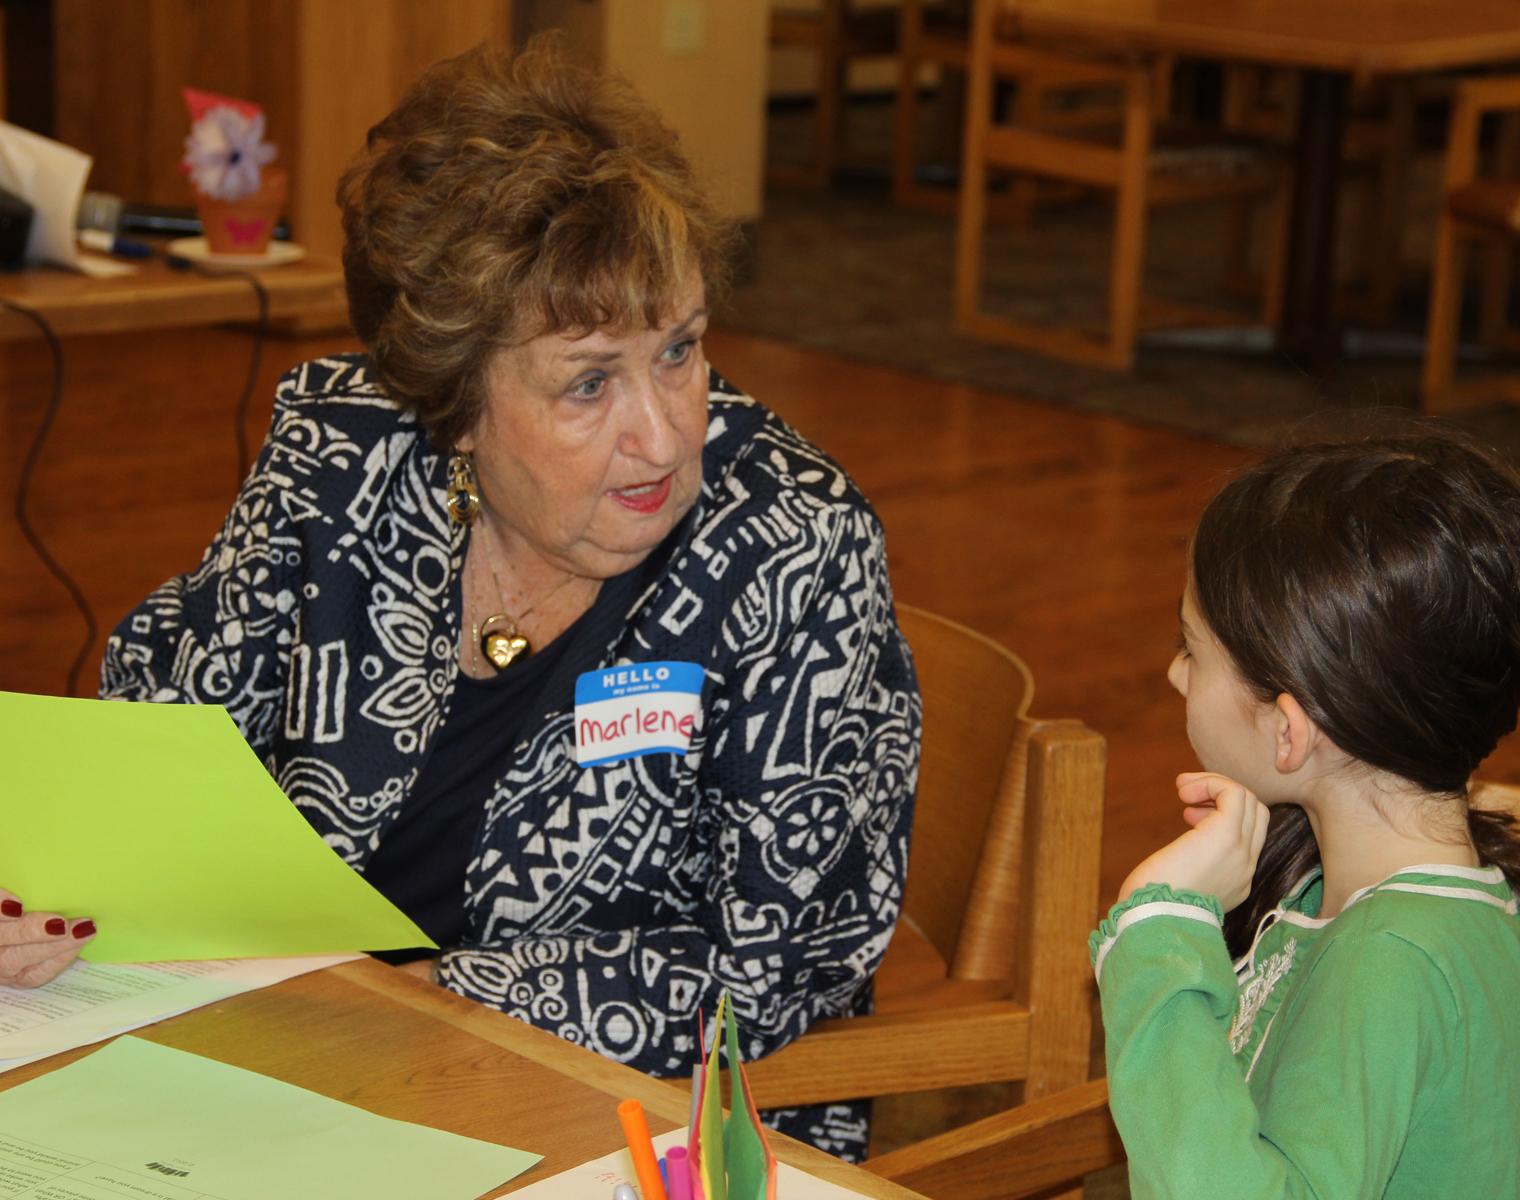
[0,253,347,342]
[1002,0,1520,365]
[0,958,926,1200]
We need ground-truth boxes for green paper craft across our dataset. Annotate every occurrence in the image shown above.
[723,996,773,1200]
[699,992,729,1200]
[0,1036,539,1199]
[0,692,434,962]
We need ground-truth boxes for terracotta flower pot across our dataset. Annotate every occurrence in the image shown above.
[195,168,288,256]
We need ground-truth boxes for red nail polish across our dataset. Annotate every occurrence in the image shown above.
[0,900,21,918]
[71,920,96,940]
[45,918,66,936]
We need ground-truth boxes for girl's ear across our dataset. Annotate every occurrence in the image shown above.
[1273,693,1321,775]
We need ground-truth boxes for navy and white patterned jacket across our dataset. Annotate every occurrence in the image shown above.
[101,355,919,1156]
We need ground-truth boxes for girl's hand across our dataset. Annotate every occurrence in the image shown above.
[0,888,96,988]
[1118,773,1270,912]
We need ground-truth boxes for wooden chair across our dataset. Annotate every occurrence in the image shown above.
[770,0,902,189]
[1472,779,1520,821]
[742,605,1107,1145]
[1220,65,1420,324]
[954,3,1291,371]
[867,1076,1121,1200]
[1422,74,1520,413]
[892,2,1167,224]
[892,0,970,211]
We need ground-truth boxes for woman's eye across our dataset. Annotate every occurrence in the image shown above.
[569,374,606,401]
[662,338,696,365]
[1174,632,1192,660]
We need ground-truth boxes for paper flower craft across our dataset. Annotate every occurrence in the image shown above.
[182,105,277,202]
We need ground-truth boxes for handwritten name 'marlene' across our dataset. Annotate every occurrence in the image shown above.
[580,705,695,746]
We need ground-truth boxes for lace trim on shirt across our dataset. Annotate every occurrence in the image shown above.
[1229,936,1298,1054]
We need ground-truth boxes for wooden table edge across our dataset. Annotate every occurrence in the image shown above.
[0,256,348,342]
[331,959,931,1200]
[1006,11,1520,77]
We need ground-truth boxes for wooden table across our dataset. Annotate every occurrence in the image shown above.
[1002,0,1520,364]
[0,958,927,1200]
[0,251,347,342]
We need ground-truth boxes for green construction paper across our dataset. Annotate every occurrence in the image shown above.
[699,993,728,1200]
[0,1036,540,1199]
[0,692,434,962]
[723,999,769,1200]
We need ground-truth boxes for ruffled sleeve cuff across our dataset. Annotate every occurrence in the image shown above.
[1088,883,1224,982]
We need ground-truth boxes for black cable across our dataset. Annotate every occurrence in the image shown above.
[3,299,98,697]
[8,258,268,696]
[179,263,269,486]
[227,269,269,486]
[168,255,271,487]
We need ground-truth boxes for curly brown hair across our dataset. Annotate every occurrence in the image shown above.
[337,36,737,449]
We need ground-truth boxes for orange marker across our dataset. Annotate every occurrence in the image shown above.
[617,1098,669,1200]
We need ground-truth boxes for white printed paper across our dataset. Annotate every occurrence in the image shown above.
[0,954,357,1072]
[510,1127,878,1200]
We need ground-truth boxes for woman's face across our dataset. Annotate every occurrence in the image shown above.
[459,277,710,580]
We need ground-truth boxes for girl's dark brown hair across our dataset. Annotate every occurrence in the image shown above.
[1190,430,1520,957]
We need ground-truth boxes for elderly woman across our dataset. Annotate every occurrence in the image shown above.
[0,40,918,1157]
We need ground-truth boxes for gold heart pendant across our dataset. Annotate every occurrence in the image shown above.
[482,630,531,669]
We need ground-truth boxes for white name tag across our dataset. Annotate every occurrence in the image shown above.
[574,661,703,767]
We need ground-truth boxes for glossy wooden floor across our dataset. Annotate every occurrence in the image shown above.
[4,324,1519,903]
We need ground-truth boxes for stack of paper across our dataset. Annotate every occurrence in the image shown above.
[0,955,356,1072]
[0,1037,540,1200]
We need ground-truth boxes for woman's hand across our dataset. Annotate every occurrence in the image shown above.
[1118,772,1270,912]
[0,889,95,988]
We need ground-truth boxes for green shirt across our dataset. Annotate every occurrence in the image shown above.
[1089,865,1520,1198]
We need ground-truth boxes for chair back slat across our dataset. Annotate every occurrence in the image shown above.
[897,604,1034,973]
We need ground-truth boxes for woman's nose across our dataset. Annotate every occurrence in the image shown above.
[622,378,682,465]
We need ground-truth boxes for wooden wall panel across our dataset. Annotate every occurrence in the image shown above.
[516,0,768,220]
[293,0,511,255]
[51,1,510,254]
[53,1,299,211]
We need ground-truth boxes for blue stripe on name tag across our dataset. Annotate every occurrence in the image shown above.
[574,661,704,704]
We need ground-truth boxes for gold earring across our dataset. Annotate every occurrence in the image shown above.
[446,453,480,526]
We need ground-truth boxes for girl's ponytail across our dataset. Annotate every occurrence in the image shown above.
[1223,806,1319,961]
[1468,805,1520,893]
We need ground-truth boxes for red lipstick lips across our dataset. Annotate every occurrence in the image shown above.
[610,474,673,514]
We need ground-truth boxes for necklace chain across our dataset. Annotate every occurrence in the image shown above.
[467,516,580,673]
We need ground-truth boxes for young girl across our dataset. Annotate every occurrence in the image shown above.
[1092,431,1520,1198]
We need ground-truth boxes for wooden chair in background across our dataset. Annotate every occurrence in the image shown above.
[1422,74,1520,413]
[769,0,902,189]
[1221,65,1419,325]
[741,604,1110,1187]
[892,2,1168,226]
[892,0,970,211]
[1472,779,1520,820]
[954,3,1291,371]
